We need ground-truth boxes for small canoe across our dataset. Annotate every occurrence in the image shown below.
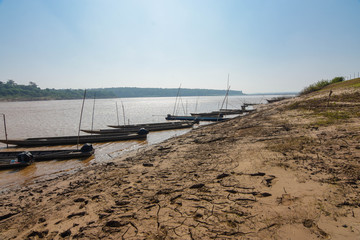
[0,133,147,147]
[107,121,194,129]
[0,144,95,161]
[0,159,33,169]
[0,152,34,169]
[84,122,194,134]
[190,112,224,117]
[266,97,292,103]
[165,114,225,122]
[219,109,256,114]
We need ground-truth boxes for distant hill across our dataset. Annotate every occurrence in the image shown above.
[86,87,243,98]
[0,80,243,101]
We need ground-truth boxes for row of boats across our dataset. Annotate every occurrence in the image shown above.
[0,121,196,169]
[0,106,257,147]
[0,103,262,170]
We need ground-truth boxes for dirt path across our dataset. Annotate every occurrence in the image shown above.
[1,88,359,239]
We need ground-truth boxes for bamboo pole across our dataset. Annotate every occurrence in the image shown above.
[77,89,87,150]
[91,93,96,134]
[116,102,120,126]
[1,113,8,148]
[172,84,182,116]
[226,74,230,110]
[121,101,126,126]
[219,86,231,120]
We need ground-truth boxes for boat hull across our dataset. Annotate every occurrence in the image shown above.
[84,122,194,134]
[0,159,32,169]
[107,121,194,129]
[165,114,225,122]
[0,133,147,147]
[0,149,94,161]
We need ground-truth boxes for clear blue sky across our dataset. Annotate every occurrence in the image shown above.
[0,0,359,93]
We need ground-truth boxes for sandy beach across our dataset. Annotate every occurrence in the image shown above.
[1,85,359,239]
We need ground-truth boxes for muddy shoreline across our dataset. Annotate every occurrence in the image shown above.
[1,88,359,239]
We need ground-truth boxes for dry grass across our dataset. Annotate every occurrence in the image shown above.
[322,77,360,91]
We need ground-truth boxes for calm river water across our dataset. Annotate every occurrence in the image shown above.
[0,95,272,190]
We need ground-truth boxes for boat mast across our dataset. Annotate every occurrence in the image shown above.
[226,74,230,110]
[173,84,181,115]
[91,93,96,134]
[179,97,186,115]
[116,102,120,126]
[194,96,199,113]
[1,113,8,148]
[219,85,231,117]
[121,101,126,126]
[77,89,87,150]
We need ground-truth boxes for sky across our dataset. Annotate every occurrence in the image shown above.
[0,0,359,93]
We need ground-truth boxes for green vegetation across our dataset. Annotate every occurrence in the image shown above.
[0,80,244,101]
[322,77,360,90]
[300,77,344,95]
[0,80,84,100]
[286,79,360,127]
[314,111,351,126]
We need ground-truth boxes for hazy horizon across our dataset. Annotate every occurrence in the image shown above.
[0,0,359,93]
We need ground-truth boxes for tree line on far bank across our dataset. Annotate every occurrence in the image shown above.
[0,80,244,101]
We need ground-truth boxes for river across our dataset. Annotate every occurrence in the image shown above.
[0,95,274,190]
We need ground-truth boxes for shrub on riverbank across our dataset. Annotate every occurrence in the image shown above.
[300,77,344,95]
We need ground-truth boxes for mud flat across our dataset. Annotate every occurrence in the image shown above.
[1,84,359,239]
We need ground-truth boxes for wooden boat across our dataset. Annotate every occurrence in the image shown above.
[0,144,94,161]
[0,152,34,169]
[219,108,256,114]
[0,144,94,169]
[83,122,194,134]
[190,106,255,117]
[190,112,224,117]
[0,159,33,169]
[165,114,225,122]
[0,132,147,147]
[266,97,292,103]
[107,121,193,129]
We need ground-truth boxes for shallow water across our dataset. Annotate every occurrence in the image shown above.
[0,95,273,190]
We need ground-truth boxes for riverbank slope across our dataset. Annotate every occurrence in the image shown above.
[1,80,359,239]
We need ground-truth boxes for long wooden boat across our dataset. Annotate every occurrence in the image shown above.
[190,112,224,117]
[266,96,292,103]
[0,133,147,147]
[84,121,195,134]
[0,144,94,169]
[219,109,256,114]
[0,151,34,169]
[0,159,33,169]
[190,108,255,117]
[0,144,94,161]
[165,114,225,122]
[107,121,193,129]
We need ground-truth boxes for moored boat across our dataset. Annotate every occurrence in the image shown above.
[0,144,95,161]
[0,132,147,147]
[0,152,34,169]
[266,96,293,103]
[165,114,225,122]
[84,121,194,134]
[190,112,224,117]
[107,121,194,129]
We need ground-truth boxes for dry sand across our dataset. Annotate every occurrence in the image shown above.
[1,87,359,239]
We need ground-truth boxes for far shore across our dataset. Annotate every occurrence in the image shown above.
[0,92,297,103]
